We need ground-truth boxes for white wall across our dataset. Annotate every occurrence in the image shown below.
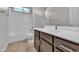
[9,8,34,43]
[0,8,8,51]
[70,7,79,26]
[45,7,70,26]
[33,7,45,28]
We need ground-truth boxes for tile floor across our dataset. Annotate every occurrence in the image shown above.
[5,39,37,52]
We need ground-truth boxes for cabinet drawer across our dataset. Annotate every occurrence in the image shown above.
[40,32,53,44]
[61,40,79,52]
[34,30,39,36]
[40,39,53,52]
[54,37,79,52]
[54,37,70,52]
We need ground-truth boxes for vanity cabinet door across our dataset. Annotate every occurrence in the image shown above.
[34,35,40,51]
[40,38,53,52]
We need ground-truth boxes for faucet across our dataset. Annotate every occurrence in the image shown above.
[55,25,57,30]
[55,24,60,30]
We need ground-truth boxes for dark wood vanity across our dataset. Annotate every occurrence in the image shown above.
[34,30,79,52]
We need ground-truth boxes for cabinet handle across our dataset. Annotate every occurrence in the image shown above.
[59,44,75,52]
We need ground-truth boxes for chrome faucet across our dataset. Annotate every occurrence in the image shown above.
[55,25,57,30]
[55,24,60,30]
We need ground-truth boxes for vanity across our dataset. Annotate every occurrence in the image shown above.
[34,28,79,52]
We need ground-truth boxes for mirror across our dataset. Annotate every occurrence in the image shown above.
[45,7,79,27]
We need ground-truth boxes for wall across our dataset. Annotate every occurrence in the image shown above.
[0,8,8,51]
[9,8,34,43]
[45,7,70,26]
[70,7,79,26]
[33,7,45,28]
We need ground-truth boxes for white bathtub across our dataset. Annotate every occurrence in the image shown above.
[9,32,34,43]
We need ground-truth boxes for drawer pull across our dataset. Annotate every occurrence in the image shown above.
[59,44,75,52]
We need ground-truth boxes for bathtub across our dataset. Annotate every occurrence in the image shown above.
[9,32,34,43]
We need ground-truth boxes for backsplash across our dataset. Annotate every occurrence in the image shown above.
[58,26,79,32]
[44,25,79,32]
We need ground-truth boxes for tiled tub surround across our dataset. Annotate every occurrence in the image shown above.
[34,26,79,52]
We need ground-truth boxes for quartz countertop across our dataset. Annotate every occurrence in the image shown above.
[34,28,79,44]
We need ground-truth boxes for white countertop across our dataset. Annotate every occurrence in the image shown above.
[34,28,79,44]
